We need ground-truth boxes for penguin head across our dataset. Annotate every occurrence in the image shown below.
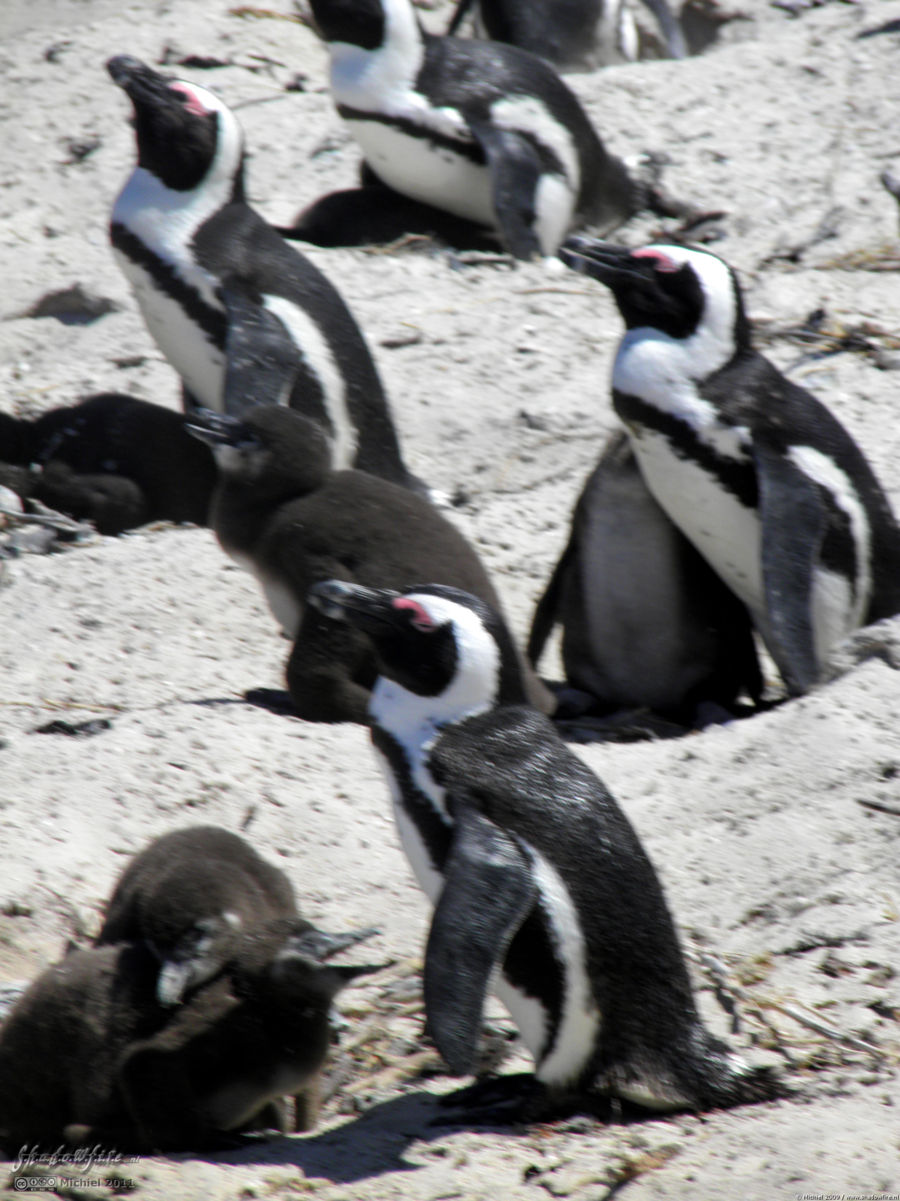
[107,55,244,197]
[186,406,332,498]
[309,0,387,48]
[560,237,751,363]
[308,580,528,718]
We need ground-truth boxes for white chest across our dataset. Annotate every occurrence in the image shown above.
[113,247,226,408]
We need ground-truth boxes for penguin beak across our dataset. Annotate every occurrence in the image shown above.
[308,580,401,631]
[184,408,257,450]
[278,926,387,987]
[558,236,647,287]
[107,55,176,107]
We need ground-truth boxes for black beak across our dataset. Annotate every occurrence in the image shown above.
[558,236,645,288]
[107,55,175,107]
[307,580,401,631]
[184,408,252,448]
[280,926,387,987]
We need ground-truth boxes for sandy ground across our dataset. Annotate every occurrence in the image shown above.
[1,0,900,1196]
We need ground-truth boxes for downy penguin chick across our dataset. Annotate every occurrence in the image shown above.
[188,404,554,721]
[308,578,780,1117]
[0,921,379,1152]
[560,236,900,696]
[95,825,298,1006]
[107,55,417,490]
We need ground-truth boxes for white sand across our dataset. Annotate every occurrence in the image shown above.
[1,0,899,1196]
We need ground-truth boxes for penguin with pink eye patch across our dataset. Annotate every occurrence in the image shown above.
[560,236,900,696]
[307,578,780,1119]
[106,55,417,491]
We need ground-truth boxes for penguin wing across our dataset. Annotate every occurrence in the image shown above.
[220,284,301,416]
[754,437,827,695]
[466,118,546,260]
[424,806,536,1076]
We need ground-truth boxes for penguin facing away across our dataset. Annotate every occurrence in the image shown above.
[0,393,216,535]
[95,826,299,1006]
[529,429,762,727]
[302,0,641,259]
[0,922,380,1152]
[560,236,900,696]
[187,404,554,721]
[107,55,417,490]
[308,578,779,1115]
[446,0,687,72]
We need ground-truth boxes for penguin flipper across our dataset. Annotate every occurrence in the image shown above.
[755,439,826,695]
[468,120,545,261]
[424,807,536,1076]
[221,284,300,417]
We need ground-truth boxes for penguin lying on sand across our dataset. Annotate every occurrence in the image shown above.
[446,0,686,72]
[107,55,417,491]
[560,236,900,696]
[529,429,761,730]
[95,826,299,1006]
[188,404,553,722]
[291,0,662,259]
[0,393,215,535]
[0,921,380,1151]
[308,579,780,1117]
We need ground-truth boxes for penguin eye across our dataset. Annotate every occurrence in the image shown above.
[632,248,680,274]
[393,598,435,632]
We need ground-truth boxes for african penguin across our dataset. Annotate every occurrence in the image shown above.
[0,393,216,534]
[0,922,380,1151]
[445,0,686,72]
[560,237,900,696]
[308,579,779,1115]
[106,55,417,490]
[304,0,640,259]
[529,429,761,728]
[95,826,299,1006]
[188,404,554,721]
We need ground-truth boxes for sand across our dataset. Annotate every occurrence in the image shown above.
[1,0,899,1196]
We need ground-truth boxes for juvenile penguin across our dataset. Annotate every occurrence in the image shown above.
[0,393,216,534]
[188,404,553,722]
[95,826,299,1005]
[303,0,640,259]
[107,55,416,489]
[308,579,779,1115]
[560,237,900,695]
[446,0,686,71]
[0,922,379,1151]
[529,429,761,726]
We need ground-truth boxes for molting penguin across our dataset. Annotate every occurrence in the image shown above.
[302,0,641,259]
[187,404,554,721]
[308,578,779,1115]
[0,393,216,534]
[106,55,416,489]
[446,0,686,72]
[560,237,900,696]
[529,429,761,728]
[0,922,380,1151]
[95,826,299,1005]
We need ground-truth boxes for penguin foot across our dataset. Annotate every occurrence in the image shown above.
[243,688,297,716]
[432,1073,545,1126]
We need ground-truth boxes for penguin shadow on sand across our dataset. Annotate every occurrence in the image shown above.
[107,55,421,496]
[282,0,699,261]
[560,236,900,701]
[186,403,554,724]
[529,429,765,742]
[0,393,216,536]
[0,827,383,1153]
